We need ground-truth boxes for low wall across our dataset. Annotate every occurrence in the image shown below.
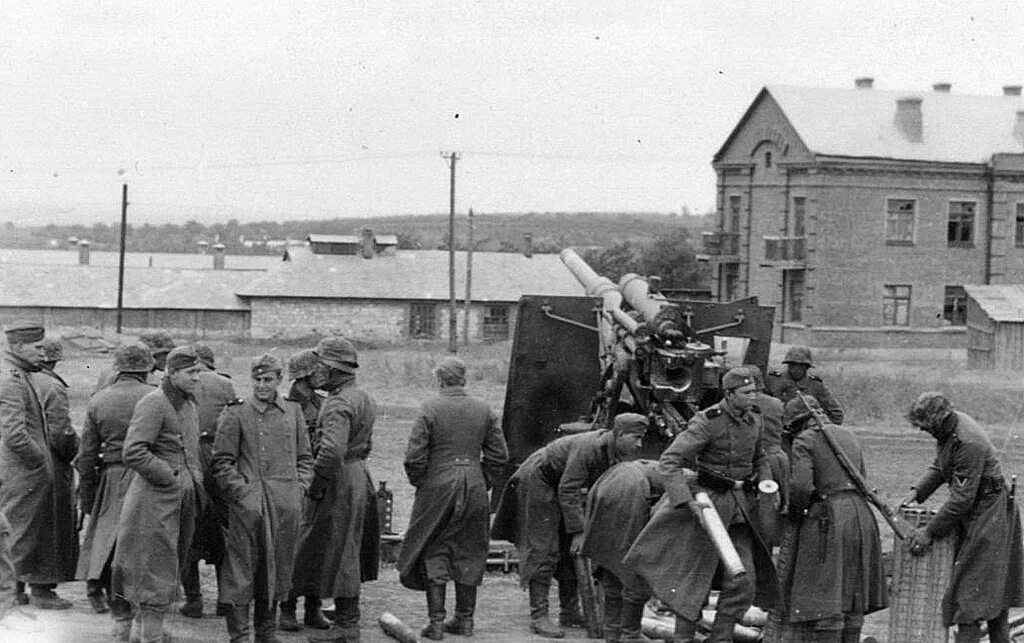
[780,323,966,350]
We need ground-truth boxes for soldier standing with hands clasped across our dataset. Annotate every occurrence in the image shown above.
[903,392,1024,643]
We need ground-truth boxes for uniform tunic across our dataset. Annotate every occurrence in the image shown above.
[290,376,379,599]
[767,371,844,425]
[212,393,313,605]
[112,378,203,607]
[397,386,508,590]
[75,374,155,581]
[34,367,79,581]
[785,423,887,623]
[490,430,618,587]
[191,369,236,564]
[913,411,1024,626]
[581,460,664,596]
[623,400,779,621]
[0,351,75,584]
[754,391,787,541]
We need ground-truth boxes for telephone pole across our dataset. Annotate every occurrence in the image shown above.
[441,151,460,353]
[116,183,129,334]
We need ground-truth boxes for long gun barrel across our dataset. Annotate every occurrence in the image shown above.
[560,248,640,334]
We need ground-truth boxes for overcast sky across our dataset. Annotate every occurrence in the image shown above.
[3,1,1023,225]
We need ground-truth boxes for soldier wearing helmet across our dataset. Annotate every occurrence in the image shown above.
[902,392,1024,642]
[766,346,844,425]
[92,331,176,394]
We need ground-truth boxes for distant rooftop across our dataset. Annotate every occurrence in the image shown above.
[0,248,276,270]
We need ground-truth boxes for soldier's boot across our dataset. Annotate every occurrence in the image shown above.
[601,588,622,643]
[618,599,652,643]
[708,617,736,643]
[528,581,565,639]
[225,603,252,643]
[420,583,446,641]
[308,597,360,643]
[278,596,300,632]
[255,601,282,643]
[557,577,585,629]
[28,584,72,610]
[133,605,168,643]
[954,622,983,643]
[179,562,203,618]
[110,596,134,642]
[13,580,28,605]
[443,583,476,636]
[987,610,1011,643]
[305,596,332,630]
[673,616,698,643]
[87,579,110,614]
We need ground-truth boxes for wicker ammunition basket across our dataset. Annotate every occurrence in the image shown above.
[888,507,955,643]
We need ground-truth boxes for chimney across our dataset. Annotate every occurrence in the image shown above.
[932,82,952,93]
[360,228,374,259]
[212,243,225,270]
[67,236,79,250]
[895,97,923,142]
[77,239,90,265]
[523,232,533,258]
[197,240,209,255]
[854,77,874,89]
[1014,110,1024,146]
[1004,85,1022,97]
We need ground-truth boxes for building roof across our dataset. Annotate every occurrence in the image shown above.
[0,248,276,270]
[238,247,584,302]
[723,84,1024,165]
[306,233,399,245]
[964,285,1024,323]
[0,264,255,310]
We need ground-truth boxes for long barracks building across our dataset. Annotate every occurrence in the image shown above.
[702,78,1024,348]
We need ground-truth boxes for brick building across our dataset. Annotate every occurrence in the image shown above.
[702,78,1024,347]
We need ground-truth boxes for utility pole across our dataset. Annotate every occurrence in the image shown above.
[441,151,460,353]
[463,207,473,346]
[116,183,128,334]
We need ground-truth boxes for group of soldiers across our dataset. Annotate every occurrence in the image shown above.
[2,318,1023,643]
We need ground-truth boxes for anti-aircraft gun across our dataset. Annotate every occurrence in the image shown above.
[495,248,775,493]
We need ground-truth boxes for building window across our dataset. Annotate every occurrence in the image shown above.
[482,304,510,340]
[885,198,915,245]
[943,285,967,326]
[947,201,976,247]
[792,196,806,237]
[882,284,912,326]
[723,264,740,301]
[1015,204,1024,248]
[409,303,436,339]
[727,195,742,233]
[784,270,805,322]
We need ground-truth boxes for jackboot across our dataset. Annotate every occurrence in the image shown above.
[673,615,698,643]
[179,595,203,619]
[87,579,110,614]
[954,622,983,643]
[987,610,1011,643]
[708,617,735,643]
[618,599,652,643]
[557,577,584,629]
[308,597,360,643]
[28,584,72,610]
[420,583,447,641]
[225,603,252,643]
[279,597,300,632]
[255,601,281,643]
[14,581,27,605]
[529,581,565,639]
[305,597,332,629]
[443,583,476,636]
[601,585,622,643]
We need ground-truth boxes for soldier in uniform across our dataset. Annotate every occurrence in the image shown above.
[112,346,204,643]
[491,413,648,639]
[294,337,380,643]
[93,331,175,394]
[396,357,508,640]
[624,368,779,643]
[744,364,786,544]
[781,396,887,642]
[767,346,843,425]
[180,342,237,619]
[903,392,1024,643]
[75,343,156,639]
[0,321,78,609]
[213,354,313,643]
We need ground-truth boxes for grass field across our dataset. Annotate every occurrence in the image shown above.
[9,336,1024,641]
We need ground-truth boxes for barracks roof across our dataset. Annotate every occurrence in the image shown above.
[0,248,276,270]
[237,247,584,302]
[964,285,1024,323]
[720,84,1024,164]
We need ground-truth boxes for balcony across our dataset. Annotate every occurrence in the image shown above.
[697,231,741,263]
[761,235,807,268]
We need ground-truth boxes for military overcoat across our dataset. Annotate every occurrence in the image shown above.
[397,386,508,590]
[913,411,1024,626]
[191,369,236,564]
[34,367,79,581]
[212,393,313,605]
[112,378,203,607]
[285,380,324,455]
[75,374,155,581]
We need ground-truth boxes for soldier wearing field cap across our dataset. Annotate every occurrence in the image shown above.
[213,353,313,643]
[397,357,508,640]
[76,343,155,636]
[293,337,380,643]
[624,367,779,643]
[112,345,204,643]
[767,346,844,425]
[491,412,648,638]
[903,392,1024,643]
[0,320,78,609]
